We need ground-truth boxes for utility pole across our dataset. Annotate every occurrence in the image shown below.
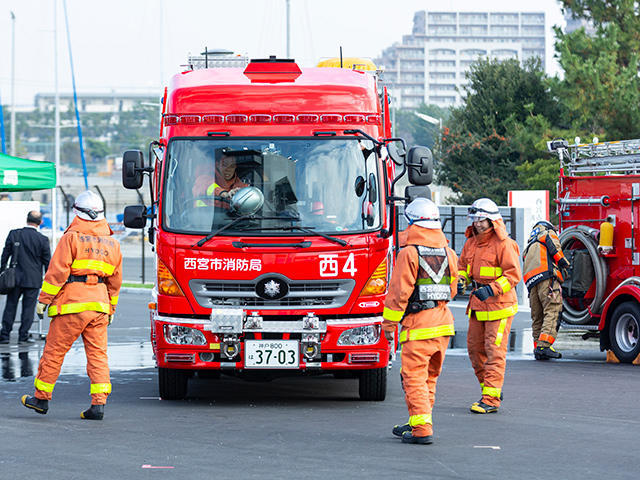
[286,0,290,57]
[10,11,16,156]
[53,0,61,246]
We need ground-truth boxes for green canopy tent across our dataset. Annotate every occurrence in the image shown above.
[0,152,56,191]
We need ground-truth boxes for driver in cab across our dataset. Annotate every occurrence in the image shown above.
[193,150,247,208]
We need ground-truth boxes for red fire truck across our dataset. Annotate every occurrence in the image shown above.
[121,56,433,399]
[551,138,640,362]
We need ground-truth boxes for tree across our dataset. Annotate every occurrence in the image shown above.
[437,58,559,205]
[555,0,640,138]
[449,58,561,137]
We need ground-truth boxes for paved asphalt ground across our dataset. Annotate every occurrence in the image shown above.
[0,290,637,480]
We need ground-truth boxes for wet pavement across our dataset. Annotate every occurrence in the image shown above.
[2,290,635,480]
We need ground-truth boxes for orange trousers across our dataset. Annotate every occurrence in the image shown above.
[34,310,111,405]
[400,335,450,437]
[467,313,513,407]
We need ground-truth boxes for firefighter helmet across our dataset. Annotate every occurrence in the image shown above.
[468,198,501,222]
[404,197,441,229]
[529,220,557,242]
[73,190,105,221]
[230,186,264,216]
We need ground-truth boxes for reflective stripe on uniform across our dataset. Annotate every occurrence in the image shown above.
[479,266,503,277]
[41,281,62,295]
[539,333,555,344]
[48,302,111,316]
[409,413,433,426]
[416,276,453,285]
[400,324,455,343]
[496,276,511,293]
[90,383,112,394]
[383,306,404,322]
[110,295,119,306]
[482,385,501,398]
[471,304,518,321]
[195,200,207,207]
[34,377,55,393]
[206,182,220,196]
[71,259,115,275]
[494,317,508,346]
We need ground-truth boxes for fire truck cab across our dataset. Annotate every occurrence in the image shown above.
[553,138,640,362]
[121,56,433,399]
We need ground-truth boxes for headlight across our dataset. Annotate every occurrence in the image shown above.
[163,324,207,345]
[337,325,381,346]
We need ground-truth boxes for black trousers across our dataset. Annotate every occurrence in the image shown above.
[1,286,39,341]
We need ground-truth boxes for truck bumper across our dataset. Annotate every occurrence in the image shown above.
[150,310,390,371]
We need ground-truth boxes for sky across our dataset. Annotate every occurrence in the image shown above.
[0,0,565,107]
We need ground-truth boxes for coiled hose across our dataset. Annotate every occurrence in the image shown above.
[559,226,608,325]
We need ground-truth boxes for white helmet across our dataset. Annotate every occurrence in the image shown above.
[468,198,501,222]
[73,190,105,221]
[404,197,441,229]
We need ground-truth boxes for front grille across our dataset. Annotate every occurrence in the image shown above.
[189,276,355,310]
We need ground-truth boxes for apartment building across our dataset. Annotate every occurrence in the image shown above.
[376,10,546,108]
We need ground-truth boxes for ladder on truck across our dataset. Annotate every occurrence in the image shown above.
[551,138,640,175]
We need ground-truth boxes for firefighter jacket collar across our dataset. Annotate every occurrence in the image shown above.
[403,224,448,249]
[65,216,114,236]
[465,218,509,242]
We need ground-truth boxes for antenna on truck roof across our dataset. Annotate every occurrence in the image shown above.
[340,46,343,68]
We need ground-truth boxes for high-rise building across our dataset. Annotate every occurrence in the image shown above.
[376,10,546,108]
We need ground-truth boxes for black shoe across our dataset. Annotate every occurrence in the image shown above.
[81,404,104,420]
[392,423,411,437]
[18,337,36,345]
[535,346,562,360]
[401,431,433,444]
[470,401,498,414]
[472,391,503,406]
[21,395,48,414]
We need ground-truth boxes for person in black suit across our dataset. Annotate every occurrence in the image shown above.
[0,211,51,344]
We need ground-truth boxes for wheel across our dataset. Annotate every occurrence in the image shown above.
[358,367,387,401]
[158,367,188,400]
[609,301,640,363]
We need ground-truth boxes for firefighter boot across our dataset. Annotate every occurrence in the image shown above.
[81,404,104,420]
[470,401,498,414]
[535,345,562,360]
[392,423,411,437]
[21,395,49,415]
[401,431,433,445]
[472,391,503,406]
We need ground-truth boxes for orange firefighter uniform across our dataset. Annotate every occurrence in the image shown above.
[458,218,521,411]
[523,223,569,354]
[32,216,122,405]
[383,225,458,439]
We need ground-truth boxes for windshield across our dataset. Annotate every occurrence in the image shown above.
[162,138,381,235]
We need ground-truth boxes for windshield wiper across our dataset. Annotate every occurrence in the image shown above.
[193,216,297,247]
[276,225,348,246]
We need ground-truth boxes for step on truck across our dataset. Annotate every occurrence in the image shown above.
[551,138,640,362]
[121,55,433,399]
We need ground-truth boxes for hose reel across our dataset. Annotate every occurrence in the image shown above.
[559,226,608,325]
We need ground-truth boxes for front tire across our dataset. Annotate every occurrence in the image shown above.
[358,367,387,401]
[609,301,640,363]
[158,367,188,400]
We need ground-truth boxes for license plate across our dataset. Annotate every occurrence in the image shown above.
[245,340,299,369]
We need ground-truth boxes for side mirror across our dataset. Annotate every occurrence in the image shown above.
[122,150,144,190]
[405,185,431,203]
[368,173,378,203]
[386,141,405,166]
[123,205,147,229]
[407,146,433,186]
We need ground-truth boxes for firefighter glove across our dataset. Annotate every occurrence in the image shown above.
[36,302,48,319]
[472,285,494,301]
[560,267,570,281]
[457,279,466,296]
